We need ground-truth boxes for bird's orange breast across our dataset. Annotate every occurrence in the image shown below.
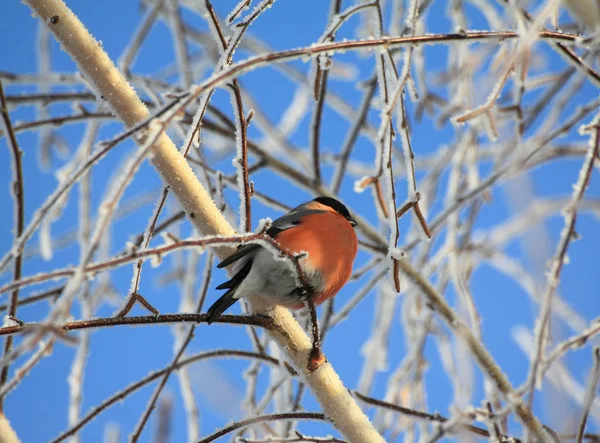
[275,211,358,306]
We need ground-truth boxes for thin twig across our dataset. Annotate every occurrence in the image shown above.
[0,100,184,274]
[67,118,98,442]
[129,253,214,442]
[0,233,309,295]
[310,0,342,184]
[0,79,25,411]
[355,391,517,441]
[543,318,600,377]
[576,348,600,443]
[198,412,329,443]
[526,123,600,407]
[117,187,170,318]
[52,349,285,443]
[306,298,324,372]
[331,78,377,193]
[0,313,273,338]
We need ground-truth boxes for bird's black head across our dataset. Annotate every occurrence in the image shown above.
[313,196,358,227]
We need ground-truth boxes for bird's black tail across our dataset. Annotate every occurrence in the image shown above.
[206,290,239,324]
[206,260,253,324]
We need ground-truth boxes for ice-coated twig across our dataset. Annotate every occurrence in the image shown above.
[0,99,183,275]
[396,255,548,439]
[0,232,315,297]
[67,305,90,443]
[119,0,164,74]
[0,100,187,373]
[499,0,600,87]
[204,0,266,233]
[227,83,252,232]
[51,349,283,443]
[188,156,290,212]
[227,0,252,24]
[454,59,514,129]
[0,79,26,410]
[318,2,377,44]
[331,78,377,194]
[543,319,600,378]
[513,327,600,424]
[129,252,213,442]
[0,110,113,136]
[455,0,559,132]
[117,187,169,318]
[198,412,328,443]
[427,408,476,443]
[524,66,575,132]
[175,254,213,441]
[35,22,54,170]
[357,284,396,393]
[525,122,600,407]
[183,23,380,144]
[576,348,600,443]
[166,0,192,87]
[0,339,54,400]
[221,0,275,67]
[535,66,592,145]
[238,432,347,443]
[355,391,519,441]
[66,118,98,443]
[369,0,403,294]
[309,0,345,184]
[473,244,588,335]
[119,42,221,319]
[329,268,387,328]
[0,314,273,340]
[167,31,583,123]
[306,298,325,372]
[442,132,484,408]
[484,198,600,249]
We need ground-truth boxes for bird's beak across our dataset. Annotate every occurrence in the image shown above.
[347,216,358,227]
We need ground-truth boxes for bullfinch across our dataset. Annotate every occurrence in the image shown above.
[206,196,358,323]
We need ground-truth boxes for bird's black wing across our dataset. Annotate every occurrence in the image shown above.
[216,244,261,269]
[216,208,323,269]
[207,259,253,323]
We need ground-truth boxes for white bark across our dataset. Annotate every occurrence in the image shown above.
[0,414,19,443]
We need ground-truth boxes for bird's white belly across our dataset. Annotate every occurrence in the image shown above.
[235,248,324,306]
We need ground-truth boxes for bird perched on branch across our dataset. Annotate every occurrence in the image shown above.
[207,196,358,323]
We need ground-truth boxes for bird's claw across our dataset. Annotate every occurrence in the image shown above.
[307,347,326,372]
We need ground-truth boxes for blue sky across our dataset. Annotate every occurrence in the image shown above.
[1,0,599,442]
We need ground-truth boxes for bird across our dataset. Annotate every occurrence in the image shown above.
[206,196,358,323]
